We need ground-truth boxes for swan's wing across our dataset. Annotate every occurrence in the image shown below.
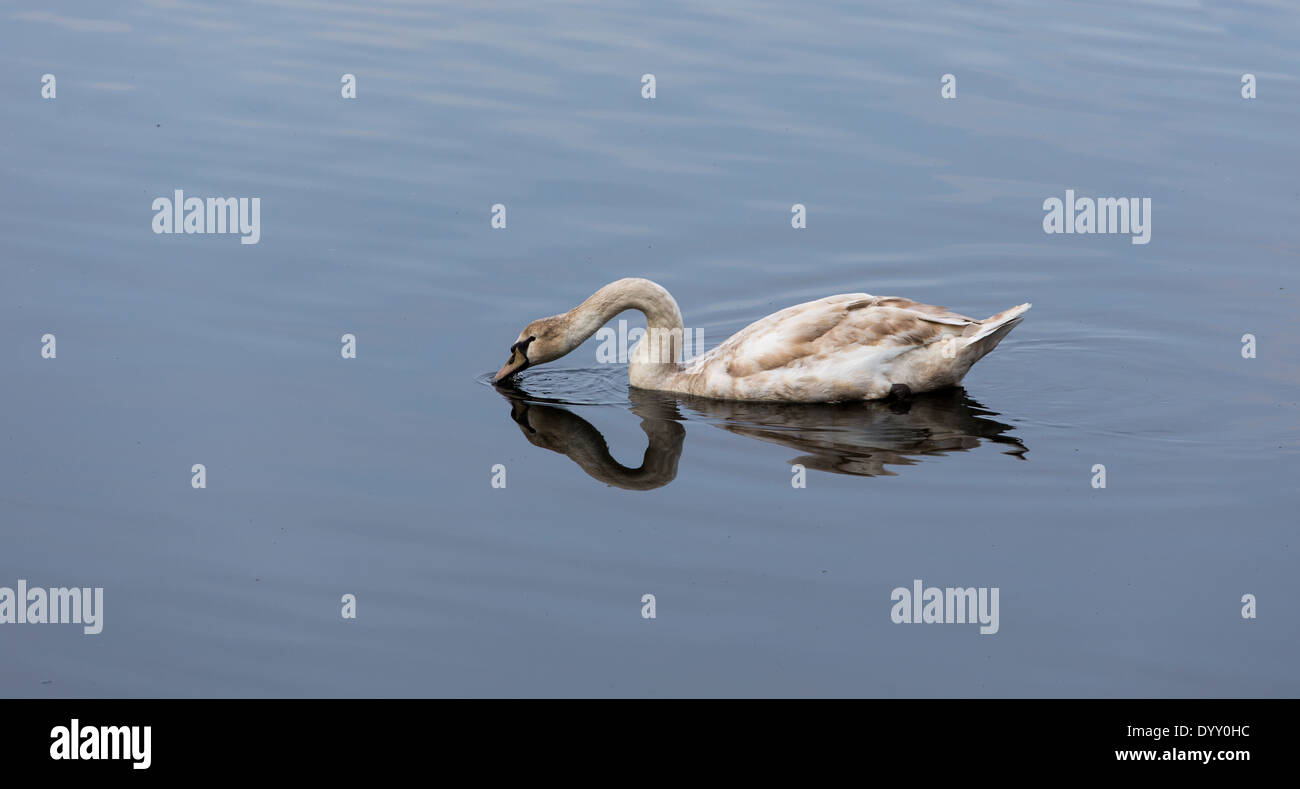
[701,295,979,378]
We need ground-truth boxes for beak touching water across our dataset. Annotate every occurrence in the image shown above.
[493,343,530,383]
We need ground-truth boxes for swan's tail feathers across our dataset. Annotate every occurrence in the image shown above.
[961,302,1030,358]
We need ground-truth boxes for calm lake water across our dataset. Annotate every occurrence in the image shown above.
[2,1,1297,697]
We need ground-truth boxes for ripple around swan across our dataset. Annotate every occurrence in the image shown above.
[475,366,633,407]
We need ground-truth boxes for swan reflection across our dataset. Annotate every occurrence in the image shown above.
[496,384,1025,490]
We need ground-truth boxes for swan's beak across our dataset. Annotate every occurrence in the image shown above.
[493,346,530,383]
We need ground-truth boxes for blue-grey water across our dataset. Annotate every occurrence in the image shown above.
[2,1,1296,697]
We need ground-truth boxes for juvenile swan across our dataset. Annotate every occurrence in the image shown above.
[494,278,1029,402]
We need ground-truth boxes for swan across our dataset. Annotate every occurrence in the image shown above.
[493,278,1029,402]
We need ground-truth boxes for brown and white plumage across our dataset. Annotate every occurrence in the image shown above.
[494,278,1029,403]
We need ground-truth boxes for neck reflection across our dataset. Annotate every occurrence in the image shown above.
[501,387,685,491]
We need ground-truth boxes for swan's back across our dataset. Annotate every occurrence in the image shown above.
[672,294,1028,402]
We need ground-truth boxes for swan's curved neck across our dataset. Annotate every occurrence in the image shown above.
[563,279,685,370]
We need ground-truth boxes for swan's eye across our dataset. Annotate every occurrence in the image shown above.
[510,336,536,355]
[505,336,536,367]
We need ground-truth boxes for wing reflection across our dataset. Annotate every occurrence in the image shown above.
[676,388,1026,477]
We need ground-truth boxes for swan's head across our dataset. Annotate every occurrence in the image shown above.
[494,314,569,383]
